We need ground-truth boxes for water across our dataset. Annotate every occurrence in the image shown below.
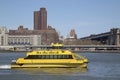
[0,52,120,80]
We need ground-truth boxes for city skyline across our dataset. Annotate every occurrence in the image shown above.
[0,0,120,38]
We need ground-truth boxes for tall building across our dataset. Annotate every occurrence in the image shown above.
[34,7,47,30]
[69,29,77,39]
[0,27,8,46]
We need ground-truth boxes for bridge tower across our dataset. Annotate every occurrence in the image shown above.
[109,28,120,45]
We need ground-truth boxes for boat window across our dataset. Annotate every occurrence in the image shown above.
[25,55,38,59]
[53,55,58,59]
[25,55,73,59]
[63,55,67,59]
[38,55,42,59]
[45,55,50,59]
[68,55,73,59]
[57,55,63,59]
[63,55,73,59]
[49,55,54,59]
[41,55,46,59]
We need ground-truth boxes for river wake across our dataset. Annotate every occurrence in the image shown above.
[0,65,11,69]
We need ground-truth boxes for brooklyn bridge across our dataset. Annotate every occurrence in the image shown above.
[80,28,120,45]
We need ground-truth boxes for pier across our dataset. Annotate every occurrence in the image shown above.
[26,45,120,53]
[1,45,120,53]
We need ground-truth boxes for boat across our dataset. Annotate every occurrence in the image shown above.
[11,44,88,68]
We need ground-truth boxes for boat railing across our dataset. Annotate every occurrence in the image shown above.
[75,53,87,59]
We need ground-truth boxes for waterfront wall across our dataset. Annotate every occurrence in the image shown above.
[0,45,120,53]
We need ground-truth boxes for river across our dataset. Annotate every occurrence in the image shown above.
[0,52,120,80]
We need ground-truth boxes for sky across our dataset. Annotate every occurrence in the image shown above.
[0,0,120,38]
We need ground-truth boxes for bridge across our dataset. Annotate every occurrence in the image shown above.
[81,32,110,40]
[80,28,120,45]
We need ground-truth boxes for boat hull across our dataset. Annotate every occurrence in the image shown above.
[11,62,87,68]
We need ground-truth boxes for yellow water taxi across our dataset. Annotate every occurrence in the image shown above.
[11,44,88,68]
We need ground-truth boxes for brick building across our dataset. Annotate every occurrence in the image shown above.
[34,7,47,30]
[9,25,59,45]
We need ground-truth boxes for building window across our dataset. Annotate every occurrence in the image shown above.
[1,36,4,45]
